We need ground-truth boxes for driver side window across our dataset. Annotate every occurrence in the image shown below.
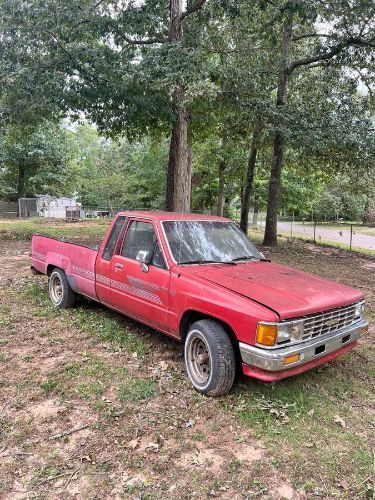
[121,221,166,269]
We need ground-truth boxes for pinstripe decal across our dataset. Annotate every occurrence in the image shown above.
[96,274,163,305]
[96,274,111,285]
[111,278,162,304]
[127,275,162,293]
[72,266,95,282]
[32,251,46,261]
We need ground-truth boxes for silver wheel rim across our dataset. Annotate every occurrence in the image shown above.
[188,336,211,384]
[50,274,63,304]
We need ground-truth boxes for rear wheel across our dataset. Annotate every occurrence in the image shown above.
[49,268,76,308]
[184,319,236,397]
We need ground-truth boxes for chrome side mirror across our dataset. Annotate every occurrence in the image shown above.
[136,250,151,272]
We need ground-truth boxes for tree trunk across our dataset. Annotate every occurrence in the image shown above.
[217,160,225,216]
[263,11,293,246]
[187,138,193,211]
[165,0,190,213]
[17,163,26,199]
[217,133,227,216]
[252,198,259,225]
[240,127,260,232]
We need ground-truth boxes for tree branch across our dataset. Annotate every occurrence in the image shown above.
[289,44,345,72]
[68,0,108,37]
[180,0,208,21]
[123,35,169,45]
[289,36,374,73]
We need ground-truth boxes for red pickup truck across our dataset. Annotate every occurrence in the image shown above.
[31,211,368,396]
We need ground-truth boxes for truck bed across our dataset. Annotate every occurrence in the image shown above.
[31,234,99,300]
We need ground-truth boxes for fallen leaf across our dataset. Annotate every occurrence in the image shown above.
[334,415,346,428]
[126,438,140,450]
[159,361,169,371]
[144,442,159,451]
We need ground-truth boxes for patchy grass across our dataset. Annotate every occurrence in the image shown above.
[0,222,374,499]
[118,377,155,402]
[0,217,109,244]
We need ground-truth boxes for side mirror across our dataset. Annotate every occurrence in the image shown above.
[136,250,151,272]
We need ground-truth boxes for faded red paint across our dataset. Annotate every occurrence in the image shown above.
[31,211,365,381]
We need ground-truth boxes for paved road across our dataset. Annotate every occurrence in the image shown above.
[276,222,375,251]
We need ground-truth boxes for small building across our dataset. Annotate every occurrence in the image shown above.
[36,196,84,219]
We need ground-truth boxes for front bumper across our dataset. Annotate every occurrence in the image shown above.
[240,319,369,377]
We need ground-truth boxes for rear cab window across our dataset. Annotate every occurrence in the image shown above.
[102,216,127,260]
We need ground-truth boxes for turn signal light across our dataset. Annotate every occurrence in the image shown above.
[256,323,278,346]
[283,354,300,365]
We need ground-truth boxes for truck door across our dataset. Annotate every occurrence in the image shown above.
[110,219,171,331]
[96,216,128,306]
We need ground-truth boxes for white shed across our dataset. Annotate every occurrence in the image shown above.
[36,196,83,219]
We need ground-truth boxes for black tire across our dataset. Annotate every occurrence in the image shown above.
[49,268,76,308]
[184,319,236,397]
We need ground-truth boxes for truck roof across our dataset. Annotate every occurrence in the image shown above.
[118,211,229,222]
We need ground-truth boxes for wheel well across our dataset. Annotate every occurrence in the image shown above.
[47,265,57,276]
[179,310,240,358]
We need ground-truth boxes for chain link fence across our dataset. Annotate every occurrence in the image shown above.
[250,214,375,253]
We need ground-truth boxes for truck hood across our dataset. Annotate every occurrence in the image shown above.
[182,261,363,319]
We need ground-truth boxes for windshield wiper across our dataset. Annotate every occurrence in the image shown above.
[231,255,257,262]
[178,259,236,265]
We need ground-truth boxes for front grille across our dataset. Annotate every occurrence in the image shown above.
[301,303,357,341]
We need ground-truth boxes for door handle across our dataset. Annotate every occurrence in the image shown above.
[114,263,124,269]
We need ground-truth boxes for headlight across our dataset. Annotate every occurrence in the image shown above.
[256,320,304,347]
[277,320,304,344]
[354,301,365,319]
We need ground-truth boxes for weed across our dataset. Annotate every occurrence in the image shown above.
[40,377,58,394]
[229,459,243,474]
[0,417,11,437]
[117,377,154,402]
[192,431,205,441]
[29,466,61,488]
[76,380,106,399]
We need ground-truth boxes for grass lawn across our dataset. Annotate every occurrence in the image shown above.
[0,218,374,499]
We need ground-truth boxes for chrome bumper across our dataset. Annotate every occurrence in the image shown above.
[240,320,369,372]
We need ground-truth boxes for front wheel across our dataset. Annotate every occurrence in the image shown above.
[49,268,76,308]
[184,319,236,397]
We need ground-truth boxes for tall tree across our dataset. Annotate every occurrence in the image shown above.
[0,122,71,199]
[262,0,375,245]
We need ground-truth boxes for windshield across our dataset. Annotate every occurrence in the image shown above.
[162,220,262,264]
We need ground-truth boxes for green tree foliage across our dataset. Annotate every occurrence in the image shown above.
[0,122,72,199]
[0,0,373,232]
[67,123,167,211]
